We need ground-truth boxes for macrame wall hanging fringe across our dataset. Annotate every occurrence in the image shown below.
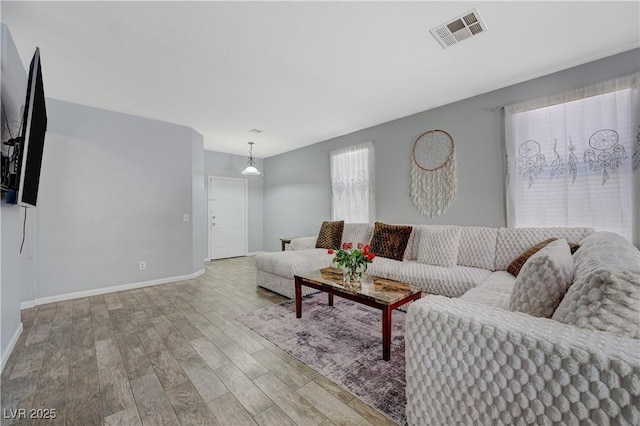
[411,129,457,217]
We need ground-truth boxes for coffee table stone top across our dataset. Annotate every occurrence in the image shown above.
[296,267,421,306]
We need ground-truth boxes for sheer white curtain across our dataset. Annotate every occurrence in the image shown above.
[505,73,640,245]
[330,141,375,223]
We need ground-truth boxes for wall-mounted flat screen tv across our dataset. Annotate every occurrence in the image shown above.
[17,47,48,207]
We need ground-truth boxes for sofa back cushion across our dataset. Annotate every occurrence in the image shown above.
[404,225,498,269]
[404,225,445,261]
[369,222,413,261]
[403,226,420,260]
[457,226,499,270]
[552,232,640,339]
[509,239,575,318]
[341,223,373,247]
[315,221,344,249]
[416,226,461,267]
[494,227,594,271]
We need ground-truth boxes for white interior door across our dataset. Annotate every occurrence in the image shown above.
[209,177,247,259]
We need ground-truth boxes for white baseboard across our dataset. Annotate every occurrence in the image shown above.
[20,269,205,310]
[20,300,35,310]
[246,251,267,256]
[1,322,23,373]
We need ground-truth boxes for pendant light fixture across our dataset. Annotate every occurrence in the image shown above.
[241,142,261,175]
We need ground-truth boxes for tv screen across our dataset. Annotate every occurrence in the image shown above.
[17,47,47,207]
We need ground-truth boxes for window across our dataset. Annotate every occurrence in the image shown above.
[330,141,375,223]
[505,73,639,245]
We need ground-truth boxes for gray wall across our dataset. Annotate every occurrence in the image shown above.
[263,48,640,252]
[1,23,26,368]
[204,150,264,253]
[191,130,207,268]
[34,99,204,299]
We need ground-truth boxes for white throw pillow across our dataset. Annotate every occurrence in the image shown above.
[509,239,574,318]
[552,232,640,339]
[416,226,461,268]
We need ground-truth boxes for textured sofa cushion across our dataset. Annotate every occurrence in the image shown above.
[457,226,498,270]
[367,257,491,298]
[553,232,640,339]
[461,288,511,309]
[494,227,594,271]
[290,236,318,251]
[416,226,461,267]
[341,223,373,247]
[509,239,574,318]
[403,226,420,261]
[315,220,344,249]
[255,249,333,279]
[403,224,449,261]
[506,238,557,276]
[460,271,515,309]
[369,222,413,261]
[405,296,640,426]
[477,270,517,292]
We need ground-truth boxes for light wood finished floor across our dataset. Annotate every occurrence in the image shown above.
[1,257,398,426]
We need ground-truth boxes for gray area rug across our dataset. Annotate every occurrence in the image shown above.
[236,293,406,425]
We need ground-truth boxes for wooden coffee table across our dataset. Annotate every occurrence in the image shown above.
[294,267,422,361]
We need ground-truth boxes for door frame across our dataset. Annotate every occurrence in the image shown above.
[207,175,249,260]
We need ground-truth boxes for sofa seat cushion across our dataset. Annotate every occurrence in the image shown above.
[477,271,516,292]
[255,249,333,279]
[459,271,515,309]
[367,258,491,298]
[460,288,511,310]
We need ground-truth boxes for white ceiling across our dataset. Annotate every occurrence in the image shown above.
[2,1,639,158]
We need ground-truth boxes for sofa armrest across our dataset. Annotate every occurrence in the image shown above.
[290,236,317,251]
[405,296,640,425]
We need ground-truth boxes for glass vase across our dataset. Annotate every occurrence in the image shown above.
[342,263,367,286]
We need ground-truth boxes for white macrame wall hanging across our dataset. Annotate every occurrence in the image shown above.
[411,129,457,217]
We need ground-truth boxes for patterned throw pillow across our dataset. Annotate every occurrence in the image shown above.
[506,238,557,276]
[416,226,461,267]
[509,239,575,318]
[369,222,413,261]
[315,221,344,249]
[568,242,581,254]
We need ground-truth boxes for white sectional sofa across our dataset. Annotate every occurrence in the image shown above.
[405,231,640,425]
[255,223,593,300]
[256,223,640,424]
[255,223,375,299]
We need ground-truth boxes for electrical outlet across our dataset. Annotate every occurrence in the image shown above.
[139,261,146,271]
[183,213,190,222]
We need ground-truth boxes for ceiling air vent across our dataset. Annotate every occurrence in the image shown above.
[430,8,488,49]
